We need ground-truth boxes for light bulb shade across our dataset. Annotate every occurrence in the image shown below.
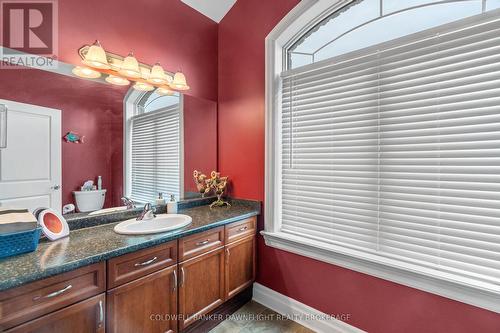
[82,41,110,69]
[72,66,101,79]
[156,86,175,96]
[140,67,151,79]
[118,53,141,78]
[133,81,154,91]
[105,74,130,86]
[147,63,168,84]
[170,71,190,90]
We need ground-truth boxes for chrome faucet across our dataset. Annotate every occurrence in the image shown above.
[121,197,136,209]
[136,203,156,221]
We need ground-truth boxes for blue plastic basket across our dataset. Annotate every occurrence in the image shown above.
[0,227,42,258]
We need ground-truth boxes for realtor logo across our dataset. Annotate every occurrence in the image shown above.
[0,0,58,69]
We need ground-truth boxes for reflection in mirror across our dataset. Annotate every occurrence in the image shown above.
[125,90,182,205]
[0,60,217,217]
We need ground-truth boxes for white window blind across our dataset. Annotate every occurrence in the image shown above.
[131,104,180,203]
[281,12,500,291]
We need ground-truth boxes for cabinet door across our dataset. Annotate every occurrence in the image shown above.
[107,265,177,333]
[178,247,225,329]
[6,294,105,333]
[225,235,255,300]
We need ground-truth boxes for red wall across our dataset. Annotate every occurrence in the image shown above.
[183,95,218,195]
[217,1,500,332]
[0,68,126,208]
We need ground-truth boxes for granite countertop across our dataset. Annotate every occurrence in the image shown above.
[0,199,260,291]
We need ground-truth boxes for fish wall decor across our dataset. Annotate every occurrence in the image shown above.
[63,132,85,144]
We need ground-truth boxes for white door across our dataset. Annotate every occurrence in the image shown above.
[0,99,61,213]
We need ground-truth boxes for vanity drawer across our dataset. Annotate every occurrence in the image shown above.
[0,262,105,331]
[107,240,177,289]
[225,217,256,244]
[179,227,224,261]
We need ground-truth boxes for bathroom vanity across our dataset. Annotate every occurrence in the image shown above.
[0,200,260,333]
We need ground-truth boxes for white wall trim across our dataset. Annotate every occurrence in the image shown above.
[123,88,143,198]
[262,232,500,314]
[253,283,366,333]
[179,94,185,197]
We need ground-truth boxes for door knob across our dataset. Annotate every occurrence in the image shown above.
[51,185,61,190]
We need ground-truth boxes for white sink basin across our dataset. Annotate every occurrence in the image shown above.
[114,214,192,235]
[89,206,128,215]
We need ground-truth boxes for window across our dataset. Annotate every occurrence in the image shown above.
[288,0,500,68]
[265,0,500,312]
[125,91,182,203]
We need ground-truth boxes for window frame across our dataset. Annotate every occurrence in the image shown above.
[264,0,500,313]
[123,89,184,203]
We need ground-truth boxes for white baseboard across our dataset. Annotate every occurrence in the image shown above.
[252,283,365,333]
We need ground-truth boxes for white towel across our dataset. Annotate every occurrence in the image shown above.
[0,208,38,233]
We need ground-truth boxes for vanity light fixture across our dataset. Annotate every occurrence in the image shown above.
[118,52,141,78]
[170,71,190,90]
[82,40,110,69]
[133,81,155,91]
[148,63,170,85]
[72,66,101,78]
[75,41,190,92]
[156,86,175,96]
[105,74,130,86]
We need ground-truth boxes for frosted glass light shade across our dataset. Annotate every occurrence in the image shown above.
[105,75,130,86]
[156,86,175,96]
[148,63,168,84]
[118,52,141,78]
[72,66,101,79]
[82,41,110,69]
[170,71,190,90]
[133,81,154,91]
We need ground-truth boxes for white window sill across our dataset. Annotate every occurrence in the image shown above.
[261,231,500,314]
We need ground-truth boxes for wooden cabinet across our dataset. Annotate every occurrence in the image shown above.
[0,262,105,331]
[179,227,224,261]
[225,217,256,243]
[6,294,105,333]
[2,216,258,332]
[225,235,255,300]
[178,247,225,330]
[107,265,178,333]
[107,241,177,288]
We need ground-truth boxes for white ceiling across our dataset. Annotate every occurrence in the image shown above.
[181,0,237,23]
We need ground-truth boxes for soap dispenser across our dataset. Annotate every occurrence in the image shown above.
[156,192,166,205]
[167,194,177,214]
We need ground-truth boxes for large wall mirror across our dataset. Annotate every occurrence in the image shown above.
[0,59,217,215]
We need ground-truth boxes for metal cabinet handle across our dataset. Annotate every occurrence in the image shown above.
[51,185,61,190]
[0,105,7,149]
[33,284,72,301]
[180,267,186,287]
[238,226,248,232]
[134,256,157,267]
[195,239,210,246]
[172,269,177,292]
[97,299,104,328]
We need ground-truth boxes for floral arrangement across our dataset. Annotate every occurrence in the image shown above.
[193,170,230,208]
